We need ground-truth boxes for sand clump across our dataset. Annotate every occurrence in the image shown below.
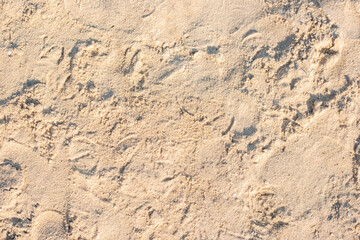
[31,211,66,240]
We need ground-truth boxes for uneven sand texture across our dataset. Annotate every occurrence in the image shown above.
[0,0,360,239]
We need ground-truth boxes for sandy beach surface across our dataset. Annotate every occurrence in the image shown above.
[0,0,360,239]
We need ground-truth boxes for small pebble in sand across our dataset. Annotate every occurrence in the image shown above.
[7,50,12,56]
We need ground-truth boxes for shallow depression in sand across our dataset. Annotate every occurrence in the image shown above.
[64,0,161,31]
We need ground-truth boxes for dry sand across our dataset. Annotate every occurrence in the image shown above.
[0,0,360,239]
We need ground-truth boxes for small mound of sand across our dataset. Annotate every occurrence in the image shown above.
[31,211,66,240]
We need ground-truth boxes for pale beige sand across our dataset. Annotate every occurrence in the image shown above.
[0,0,360,239]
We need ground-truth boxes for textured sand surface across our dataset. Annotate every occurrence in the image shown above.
[0,0,360,239]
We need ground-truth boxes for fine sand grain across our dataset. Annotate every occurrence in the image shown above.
[1,0,360,239]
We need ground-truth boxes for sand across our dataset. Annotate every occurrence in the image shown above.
[0,0,360,239]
